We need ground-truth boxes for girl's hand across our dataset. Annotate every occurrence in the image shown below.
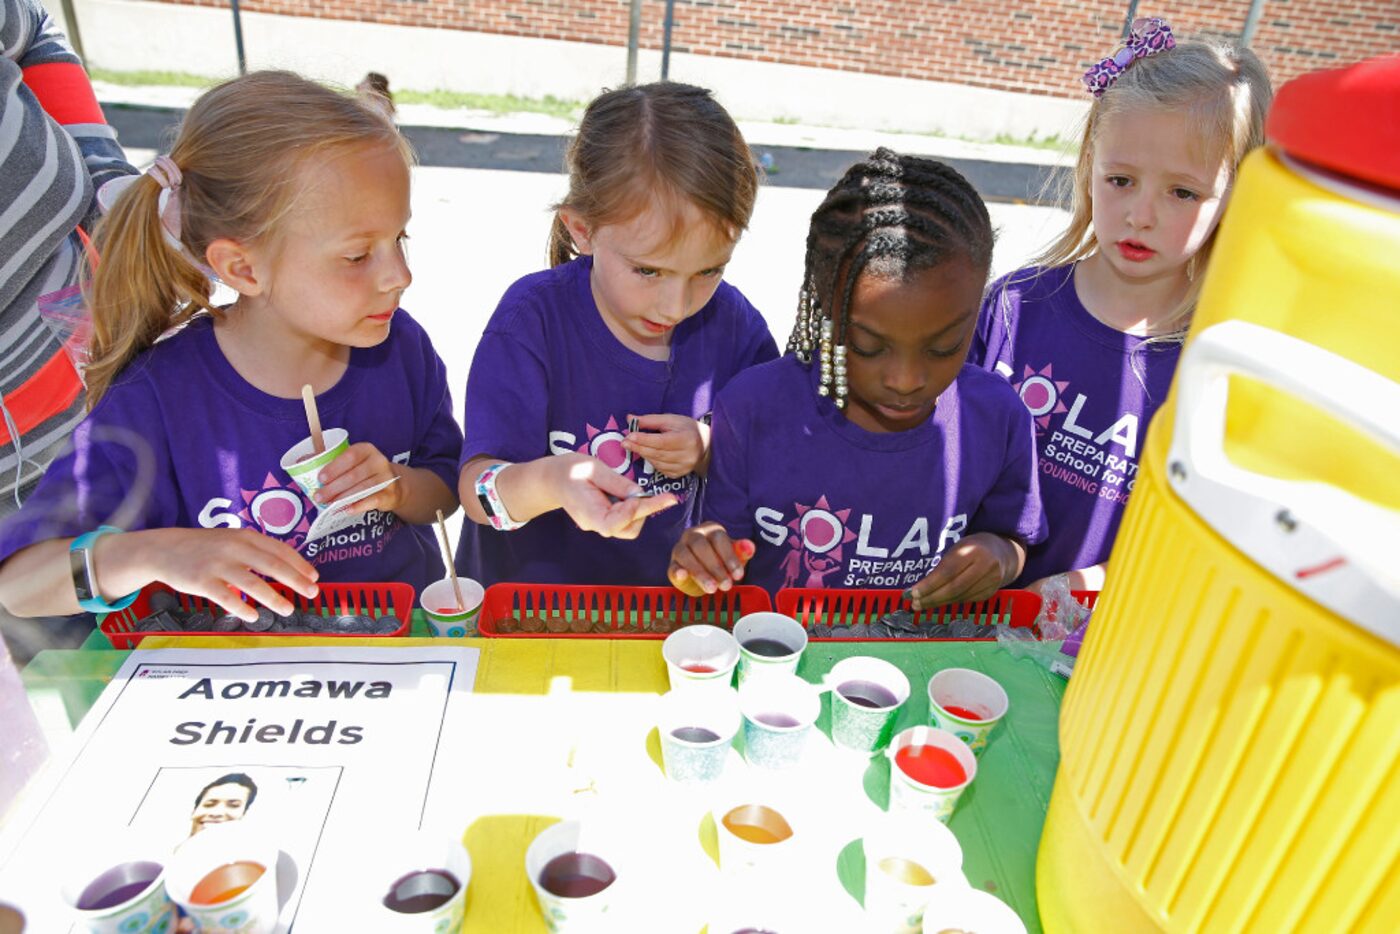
[668,523,756,595]
[624,414,711,478]
[314,442,402,514]
[905,533,1025,609]
[104,527,319,623]
[549,453,678,539]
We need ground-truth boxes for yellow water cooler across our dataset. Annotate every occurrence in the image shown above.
[1038,58,1400,932]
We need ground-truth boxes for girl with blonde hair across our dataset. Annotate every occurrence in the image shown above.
[0,71,463,621]
[969,20,1272,594]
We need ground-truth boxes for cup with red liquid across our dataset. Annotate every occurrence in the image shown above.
[421,578,485,638]
[524,820,623,933]
[61,839,176,934]
[165,822,280,934]
[822,656,910,754]
[738,673,821,769]
[926,668,1009,755]
[657,688,741,784]
[885,726,978,822]
[370,832,472,931]
[661,625,740,691]
[732,613,808,688]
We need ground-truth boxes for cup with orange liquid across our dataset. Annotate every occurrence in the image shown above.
[166,822,280,934]
[711,801,797,876]
[861,810,966,934]
[925,668,1009,755]
[661,625,740,691]
[885,726,977,823]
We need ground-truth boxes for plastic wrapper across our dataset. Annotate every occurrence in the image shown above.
[996,576,1093,678]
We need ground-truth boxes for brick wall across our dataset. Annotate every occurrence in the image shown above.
[157,0,1399,99]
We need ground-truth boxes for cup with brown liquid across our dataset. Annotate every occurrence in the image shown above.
[861,810,965,934]
[711,802,796,876]
[166,822,280,934]
[732,613,808,687]
[371,831,472,931]
[524,820,623,933]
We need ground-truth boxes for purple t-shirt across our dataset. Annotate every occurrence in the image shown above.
[968,265,1180,585]
[0,311,463,595]
[457,256,778,585]
[703,355,1047,596]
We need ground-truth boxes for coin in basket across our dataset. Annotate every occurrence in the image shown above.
[546,615,570,633]
[149,591,182,614]
[519,615,546,633]
[497,616,518,634]
[213,614,244,633]
[591,619,611,634]
[134,610,173,632]
[184,610,216,632]
[329,615,368,633]
[569,615,592,634]
[649,616,675,634]
[370,616,400,634]
[244,608,277,632]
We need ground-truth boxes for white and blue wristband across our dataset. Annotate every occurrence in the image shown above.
[69,525,139,614]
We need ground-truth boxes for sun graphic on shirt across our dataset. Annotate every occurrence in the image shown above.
[576,416,635,478]
[786,494,859,559]
[237,472,313,542]
[1012,363,1070,432]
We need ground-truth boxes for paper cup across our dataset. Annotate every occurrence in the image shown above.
[661,625,739,691]
[166,823,280,934]
[711,801,796,875]
[921,885,1027,934]
[738,674,820,770]
[421,578,484,637]
[886,726,978,823]
[370,832,471,932]
[824,656,910,753]
[280,428,350,498]
[733,613,807,687]
[525,821,623,933]
[657,689,740,784]
[61,842,176,934]
[862,810,966,934]
[926,668,1009,755]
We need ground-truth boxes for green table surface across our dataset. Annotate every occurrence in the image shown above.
[25,616,1065,932]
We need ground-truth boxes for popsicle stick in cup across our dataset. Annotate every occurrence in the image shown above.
[301,384,326,455]
[434,509,467,612]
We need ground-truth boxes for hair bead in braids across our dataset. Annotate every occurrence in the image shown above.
[786,148,993,409]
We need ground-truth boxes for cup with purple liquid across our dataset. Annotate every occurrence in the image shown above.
[524,820,624,933]
[61,843,176,934]
[371,832,472,931]
[657,688,741,784]
[732,613,808,688]
[822,656,910,754]
[738,673,821,769]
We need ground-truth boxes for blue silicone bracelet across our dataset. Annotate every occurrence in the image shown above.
[69,526,139,614]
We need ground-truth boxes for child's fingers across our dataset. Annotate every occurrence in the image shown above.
[603,493,678,539]
[631,413,688,432]
[244,536,320,598]
[911,556,983,609]
[678,531,736,593]
[192,582,262,623]
[316,461,382,505]
[223,567,299,617]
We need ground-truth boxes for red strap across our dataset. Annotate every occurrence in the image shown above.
[20,61,105,126]
[0,344,84,445]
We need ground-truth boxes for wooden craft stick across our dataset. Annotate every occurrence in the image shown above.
[435,509,466,611]
[301,384,326,455]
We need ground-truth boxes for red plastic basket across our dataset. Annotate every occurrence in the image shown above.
[477,584,771,638]
[773,587,1099,640]
[98,581,414,648]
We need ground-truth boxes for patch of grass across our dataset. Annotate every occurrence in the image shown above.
[981,130,1077,153]
[393,88,583,119]
[88,67,221,88]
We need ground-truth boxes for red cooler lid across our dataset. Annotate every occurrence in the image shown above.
[1266,55,1400,191]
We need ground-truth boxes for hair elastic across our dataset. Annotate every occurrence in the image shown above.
[1082,17,1176,98]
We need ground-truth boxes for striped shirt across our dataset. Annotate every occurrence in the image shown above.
[0,0,136,517]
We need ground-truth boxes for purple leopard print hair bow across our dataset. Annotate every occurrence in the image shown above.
[1082,17,1176,98]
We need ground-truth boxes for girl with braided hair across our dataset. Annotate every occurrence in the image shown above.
[669,149,1046,604]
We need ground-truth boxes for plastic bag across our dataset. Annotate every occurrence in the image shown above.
[996,576,1093,679]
